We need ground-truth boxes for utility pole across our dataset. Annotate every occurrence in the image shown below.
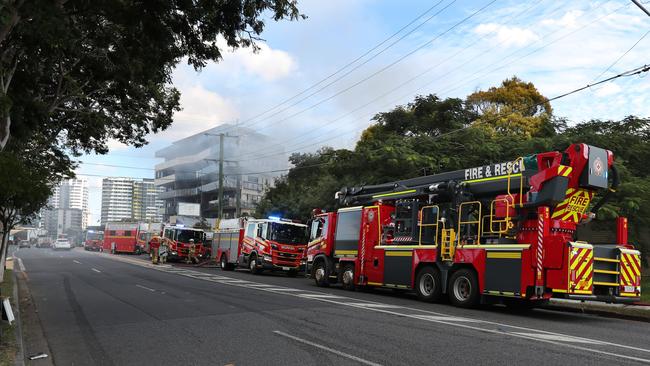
[218,133,224,219]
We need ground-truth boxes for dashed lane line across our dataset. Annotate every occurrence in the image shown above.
[273,330,382,366]
[91,268,101,273]
[136,284,156,292]
[95,252,650,362]
[73,260,82,264]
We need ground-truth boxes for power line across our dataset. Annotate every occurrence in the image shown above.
[236,0,550,161]
[231,0,453,132]
[251,0,497,135]
[591,30,649,82]
[217,0,448,133]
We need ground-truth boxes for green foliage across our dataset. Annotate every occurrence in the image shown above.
[257,78,650,261]
[466,77,553,138]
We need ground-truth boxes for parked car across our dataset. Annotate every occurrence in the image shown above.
[19,240,31,248]
[53,238,72,250]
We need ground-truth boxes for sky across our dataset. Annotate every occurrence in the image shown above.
[77,0,650,225]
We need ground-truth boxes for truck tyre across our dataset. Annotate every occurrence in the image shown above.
[415,266,442,302]
[220,255,233,271]
[341,263,355,291]
[249,254,261,274]
[448,268,479,308]
[287,269,298,278]
[312,260,330,287]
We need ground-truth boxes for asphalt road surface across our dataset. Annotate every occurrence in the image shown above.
[12,247,650,366]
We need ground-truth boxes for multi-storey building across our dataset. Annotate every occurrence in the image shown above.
[42,178,89,235]
[154,124,287,220]
[100,177,164,225]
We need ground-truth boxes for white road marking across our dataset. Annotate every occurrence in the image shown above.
[512,332,605,344]
[411,315,482,323]
[136,284,155,292]
[273,330,382,366]
[298,294,346,299]
[97,250,650,362]
[73,260,82,264]
[17,258,26,272]
[91,268,101,273]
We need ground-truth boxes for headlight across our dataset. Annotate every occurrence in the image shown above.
[263,255,272,262]
[171,251,177,255]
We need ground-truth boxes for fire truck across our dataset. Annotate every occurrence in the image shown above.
[214,217,308,276]
[306,143,642,307]
[103,222,141,254]
[148,225,207,262]
[83,229,104,251]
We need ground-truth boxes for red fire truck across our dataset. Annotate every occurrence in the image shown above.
[307,143,642,307]
[214,217,308,277]
[103,222,141,254]
[148,225,207,262]
[83,229,104,251]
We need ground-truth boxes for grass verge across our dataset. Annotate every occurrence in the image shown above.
[642,276,649,303]
[0,269,16,366]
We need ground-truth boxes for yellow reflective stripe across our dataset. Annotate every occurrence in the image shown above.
[367,282,383,286]
[572,290,592,295]
[465,173,521,184]
[372,189,417,198]
[552,289,568,293]
[461,244,530,249]
[385,251,412,257]
[620,293,640,297]
[376,245,438,249]
[571,249,589,270]
[335,250,358,255]
[486,252,521,259]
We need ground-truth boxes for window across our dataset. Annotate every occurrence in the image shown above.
[246,223,257,238]
[124,231,132,236]
[260,223,268,239]
[109,230,116,236]
[164,229,173,239]
[335,210,362,243]
[310,218,327,240]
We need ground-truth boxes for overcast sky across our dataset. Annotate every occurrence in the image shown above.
[77,0,650,225]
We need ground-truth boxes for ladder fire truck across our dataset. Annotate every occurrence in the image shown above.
[214,217,309,276]
[306,143,642,307]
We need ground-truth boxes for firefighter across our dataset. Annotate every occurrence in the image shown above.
[187,239,196,264]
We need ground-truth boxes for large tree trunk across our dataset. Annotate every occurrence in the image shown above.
[0,114,10,151]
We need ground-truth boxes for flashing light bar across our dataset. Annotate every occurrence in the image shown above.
[268,216,281,221]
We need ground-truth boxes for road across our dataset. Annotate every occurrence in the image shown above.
[11,247,650,366]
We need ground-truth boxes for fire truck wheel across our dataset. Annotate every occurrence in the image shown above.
[341,263,355,291]
[449,269,479,308]
[249,254,261,274]
[312,260,330,287]
[220,255,234,271]
[415,266,442,302]
[287,270,298,277]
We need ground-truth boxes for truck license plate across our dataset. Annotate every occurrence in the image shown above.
[624,286,635,293]
[282,267,290,271]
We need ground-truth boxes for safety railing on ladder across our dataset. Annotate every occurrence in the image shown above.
[457,201,482,246]
[418,205,440,246]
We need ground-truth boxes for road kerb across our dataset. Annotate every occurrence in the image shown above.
[546,299,650,322]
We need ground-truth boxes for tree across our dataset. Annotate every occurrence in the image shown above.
[466,77,552,137]
[0,0,304,278]
[0,0,304,153]
[0,150,56,283]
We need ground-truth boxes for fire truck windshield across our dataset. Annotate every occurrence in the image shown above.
[86,232,103,241]
[269,223,307,245]
[176,229,204,243]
